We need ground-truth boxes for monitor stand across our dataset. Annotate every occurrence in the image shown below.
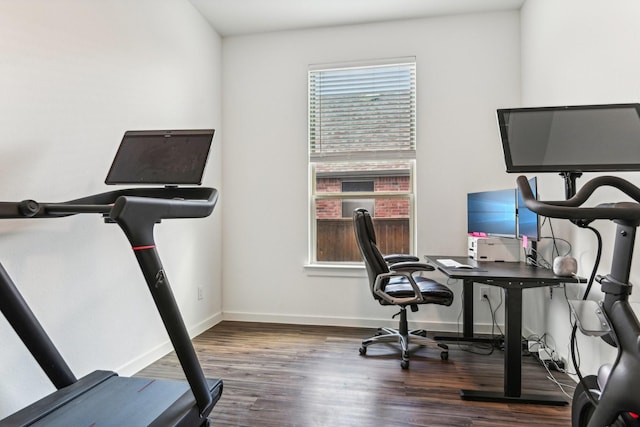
[560,171,582,199]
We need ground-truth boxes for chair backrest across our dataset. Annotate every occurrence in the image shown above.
[353,208,390,299]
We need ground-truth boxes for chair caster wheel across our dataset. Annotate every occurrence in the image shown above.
[441,351,449,360]
[401,360,409,369]
[359,346,367,355]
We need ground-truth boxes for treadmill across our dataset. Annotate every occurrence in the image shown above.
[0,129,222,426]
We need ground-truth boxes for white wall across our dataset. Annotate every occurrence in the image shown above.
[13,0,635,417]
[521,0,640,375]
[221,12,521,330]
[0,0,223,418]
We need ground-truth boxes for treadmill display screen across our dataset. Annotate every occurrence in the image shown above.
[105,129,214,185]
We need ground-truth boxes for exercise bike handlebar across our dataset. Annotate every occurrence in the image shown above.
[516,175,640,224]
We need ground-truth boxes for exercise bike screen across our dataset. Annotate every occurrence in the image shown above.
[105,129,214,185]
[498,103,640,173]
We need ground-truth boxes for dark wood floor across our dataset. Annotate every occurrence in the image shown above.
[136,321,574,426]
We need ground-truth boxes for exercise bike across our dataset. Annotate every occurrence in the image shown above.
[517,175,640,427]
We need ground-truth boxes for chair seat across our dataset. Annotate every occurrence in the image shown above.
[382,276,454,306]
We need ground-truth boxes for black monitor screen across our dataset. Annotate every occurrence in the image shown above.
[498,103,640,173]
[105,129,214,185]
[467,188,517,238]
[517,177,539,241]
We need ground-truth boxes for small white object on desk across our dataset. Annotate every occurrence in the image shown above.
[437,258,474,269]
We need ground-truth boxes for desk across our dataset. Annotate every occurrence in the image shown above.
[425,255,584,406]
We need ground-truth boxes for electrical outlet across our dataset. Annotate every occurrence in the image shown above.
[479,286,490,301]
[197,287,203,300]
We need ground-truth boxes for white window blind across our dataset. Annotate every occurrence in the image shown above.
[309,59,416,162]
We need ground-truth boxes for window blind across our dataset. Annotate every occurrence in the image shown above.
[309,60,416,162]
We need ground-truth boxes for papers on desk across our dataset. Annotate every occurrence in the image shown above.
[437,258,475,269]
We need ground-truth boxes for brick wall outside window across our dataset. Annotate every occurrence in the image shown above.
[375,176,409,192]
[316,176,410,219]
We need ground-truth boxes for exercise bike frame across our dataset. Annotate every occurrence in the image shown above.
[517,175,640,427]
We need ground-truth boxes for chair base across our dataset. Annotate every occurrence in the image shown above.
[359,326,449,369]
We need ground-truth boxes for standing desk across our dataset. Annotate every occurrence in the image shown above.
[425,255,584,406]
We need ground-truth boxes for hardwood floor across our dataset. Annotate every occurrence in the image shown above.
[136,321,574,426]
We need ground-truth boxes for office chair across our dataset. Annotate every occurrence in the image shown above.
[353,208,453,369]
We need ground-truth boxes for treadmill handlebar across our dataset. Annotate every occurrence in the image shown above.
[109,189,219,247]
[0,187,219,220]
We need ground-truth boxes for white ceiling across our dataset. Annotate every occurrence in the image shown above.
[189,0,525,37]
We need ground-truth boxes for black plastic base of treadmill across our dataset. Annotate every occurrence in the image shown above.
[0,370,223,427]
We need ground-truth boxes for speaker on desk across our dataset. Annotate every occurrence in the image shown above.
[553,256,577,277]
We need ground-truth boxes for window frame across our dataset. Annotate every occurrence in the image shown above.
[307,57,418,266]
[309,162,416,265]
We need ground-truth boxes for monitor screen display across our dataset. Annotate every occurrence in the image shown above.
[105,129,214,185]
[467,188,517,238]
[498,103,640,173]
[517,177,539,241]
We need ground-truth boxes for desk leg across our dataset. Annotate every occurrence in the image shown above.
[504,287,522,397]
[462,279,474,338]
[460,287,567,406]
[435,280,477,342]
[435,280,494,343]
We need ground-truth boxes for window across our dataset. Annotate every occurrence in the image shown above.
[309,58,416,264]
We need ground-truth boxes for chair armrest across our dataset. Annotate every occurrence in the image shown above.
[388,261,435,273]
[374,262,436,305]
[384,254,420,263]
[373,271,424,306]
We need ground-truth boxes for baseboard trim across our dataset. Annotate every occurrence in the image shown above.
[117,311,223,376]
[222,311,500,335]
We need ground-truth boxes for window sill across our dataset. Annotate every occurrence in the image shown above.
[303,263,367,278]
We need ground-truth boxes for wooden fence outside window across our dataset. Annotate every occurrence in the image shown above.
[316,218,410,262]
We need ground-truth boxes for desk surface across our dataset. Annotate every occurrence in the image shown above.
[426,255,583,287]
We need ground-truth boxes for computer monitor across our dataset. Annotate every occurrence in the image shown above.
[517,177,539,241]
[467,188,517,238]
[498,103,640,173]
[105,129,214,185]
